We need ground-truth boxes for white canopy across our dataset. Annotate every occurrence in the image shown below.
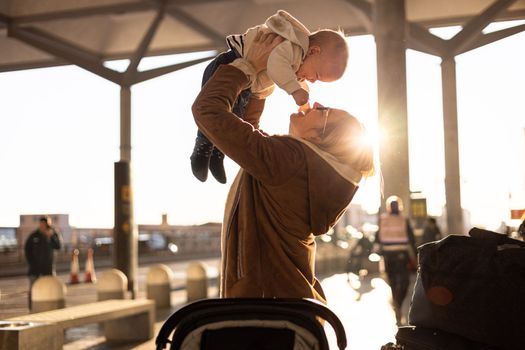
[1,0,525,72]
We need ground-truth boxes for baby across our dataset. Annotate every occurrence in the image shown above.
[191,10,349,184]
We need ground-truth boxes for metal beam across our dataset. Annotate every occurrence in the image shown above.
[109,43,224,58]
[167,7,224,45]
[7,25,122,84]
[343,0,372,31]
[0,59,68,73]
[131,55,214,85]
[449,0,518,55]
[457,23,525,54]
[407,22,447,56]
[413,9,525,29]
[11,2,155,25]
[344,0,372,17]
[0,44,224,73]
[339,24,370,36]
[9,0,221,25]
[123,5,166,85]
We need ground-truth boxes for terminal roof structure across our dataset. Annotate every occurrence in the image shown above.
[1,0,525,73]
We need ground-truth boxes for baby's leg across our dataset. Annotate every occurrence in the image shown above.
[190,50,239,182]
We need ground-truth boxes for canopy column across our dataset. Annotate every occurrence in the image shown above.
[374,0,411,213]
[441,57,464,234]
[120,86,132,162]
[114,85,138,297]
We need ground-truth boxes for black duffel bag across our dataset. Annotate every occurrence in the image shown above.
[408,227,525,349]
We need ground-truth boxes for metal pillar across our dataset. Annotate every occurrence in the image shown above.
[114,85,138,298]
[441,57,464,234]
[120,86,132,161]
[374,0,411,214]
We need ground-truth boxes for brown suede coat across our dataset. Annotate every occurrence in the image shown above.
[192,65,358,303]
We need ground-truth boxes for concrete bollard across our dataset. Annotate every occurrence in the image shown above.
[97,269,127,301]
[31,276,66,313]
[186,262,208,302]
[146,264,173,309]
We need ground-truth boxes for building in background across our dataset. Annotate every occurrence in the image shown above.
[11,213,220,258]
[138,214,220,257]
[0,226,17,252]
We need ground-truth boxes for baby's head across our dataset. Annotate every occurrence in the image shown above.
[297,29,348,83]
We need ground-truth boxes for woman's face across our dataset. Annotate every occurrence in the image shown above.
[289,102,330,142]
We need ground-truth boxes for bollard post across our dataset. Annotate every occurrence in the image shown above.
[146,264,173,309]
[97,269,127,301]
[31,276,66,313]
[186,262,208,302]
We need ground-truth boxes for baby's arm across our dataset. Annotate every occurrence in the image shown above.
[291,89,309,106]
[266,41,309,105]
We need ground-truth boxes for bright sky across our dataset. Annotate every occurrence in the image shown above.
[0,24,524,230]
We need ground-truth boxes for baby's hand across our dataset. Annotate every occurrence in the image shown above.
[292,88,309,106]
[298,103,310,113]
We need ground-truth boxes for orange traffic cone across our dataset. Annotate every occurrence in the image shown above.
[84,248,96,283]
[69,249,80,284]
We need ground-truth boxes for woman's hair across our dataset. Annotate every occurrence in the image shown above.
[315,109,375,177]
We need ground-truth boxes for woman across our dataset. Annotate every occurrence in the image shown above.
[192,33,374,303]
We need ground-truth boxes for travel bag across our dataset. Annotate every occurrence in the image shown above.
[408,228,525,349]
[395,326,501,350]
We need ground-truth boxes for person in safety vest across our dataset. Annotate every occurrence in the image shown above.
[377,195,416,325]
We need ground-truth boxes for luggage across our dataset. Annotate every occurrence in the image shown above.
[156,298,347,350]
[408,228,525,349]
[396,326,501,350]
[381,326,502,350]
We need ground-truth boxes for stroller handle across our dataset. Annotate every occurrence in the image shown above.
[156,298,347,350]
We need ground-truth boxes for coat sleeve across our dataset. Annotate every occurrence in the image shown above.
[192,64,304,185]
[241,96,265,129]
[50,230,62,250]
[266,41,303,95]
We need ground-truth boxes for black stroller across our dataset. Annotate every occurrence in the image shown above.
[156,298,347,350]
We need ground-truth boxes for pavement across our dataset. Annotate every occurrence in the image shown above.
[0,260,415,350]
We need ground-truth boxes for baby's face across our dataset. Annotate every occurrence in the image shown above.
[296,49,341,84]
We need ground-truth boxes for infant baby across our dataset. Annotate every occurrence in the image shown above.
[191,10,349,183]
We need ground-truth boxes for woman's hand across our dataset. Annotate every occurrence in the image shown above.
[245,31,284,73]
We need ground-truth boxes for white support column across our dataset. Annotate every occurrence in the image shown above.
[120,86,131,162]
[441,57,464,234]
[374,0,411,213]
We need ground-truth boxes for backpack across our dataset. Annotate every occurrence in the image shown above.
[408,228,525,349]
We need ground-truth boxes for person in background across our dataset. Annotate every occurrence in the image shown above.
[24,216,62,309]
[376,196,416,325]
[421,217,442,245]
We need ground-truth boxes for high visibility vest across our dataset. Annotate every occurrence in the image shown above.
[379,213,409,245]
